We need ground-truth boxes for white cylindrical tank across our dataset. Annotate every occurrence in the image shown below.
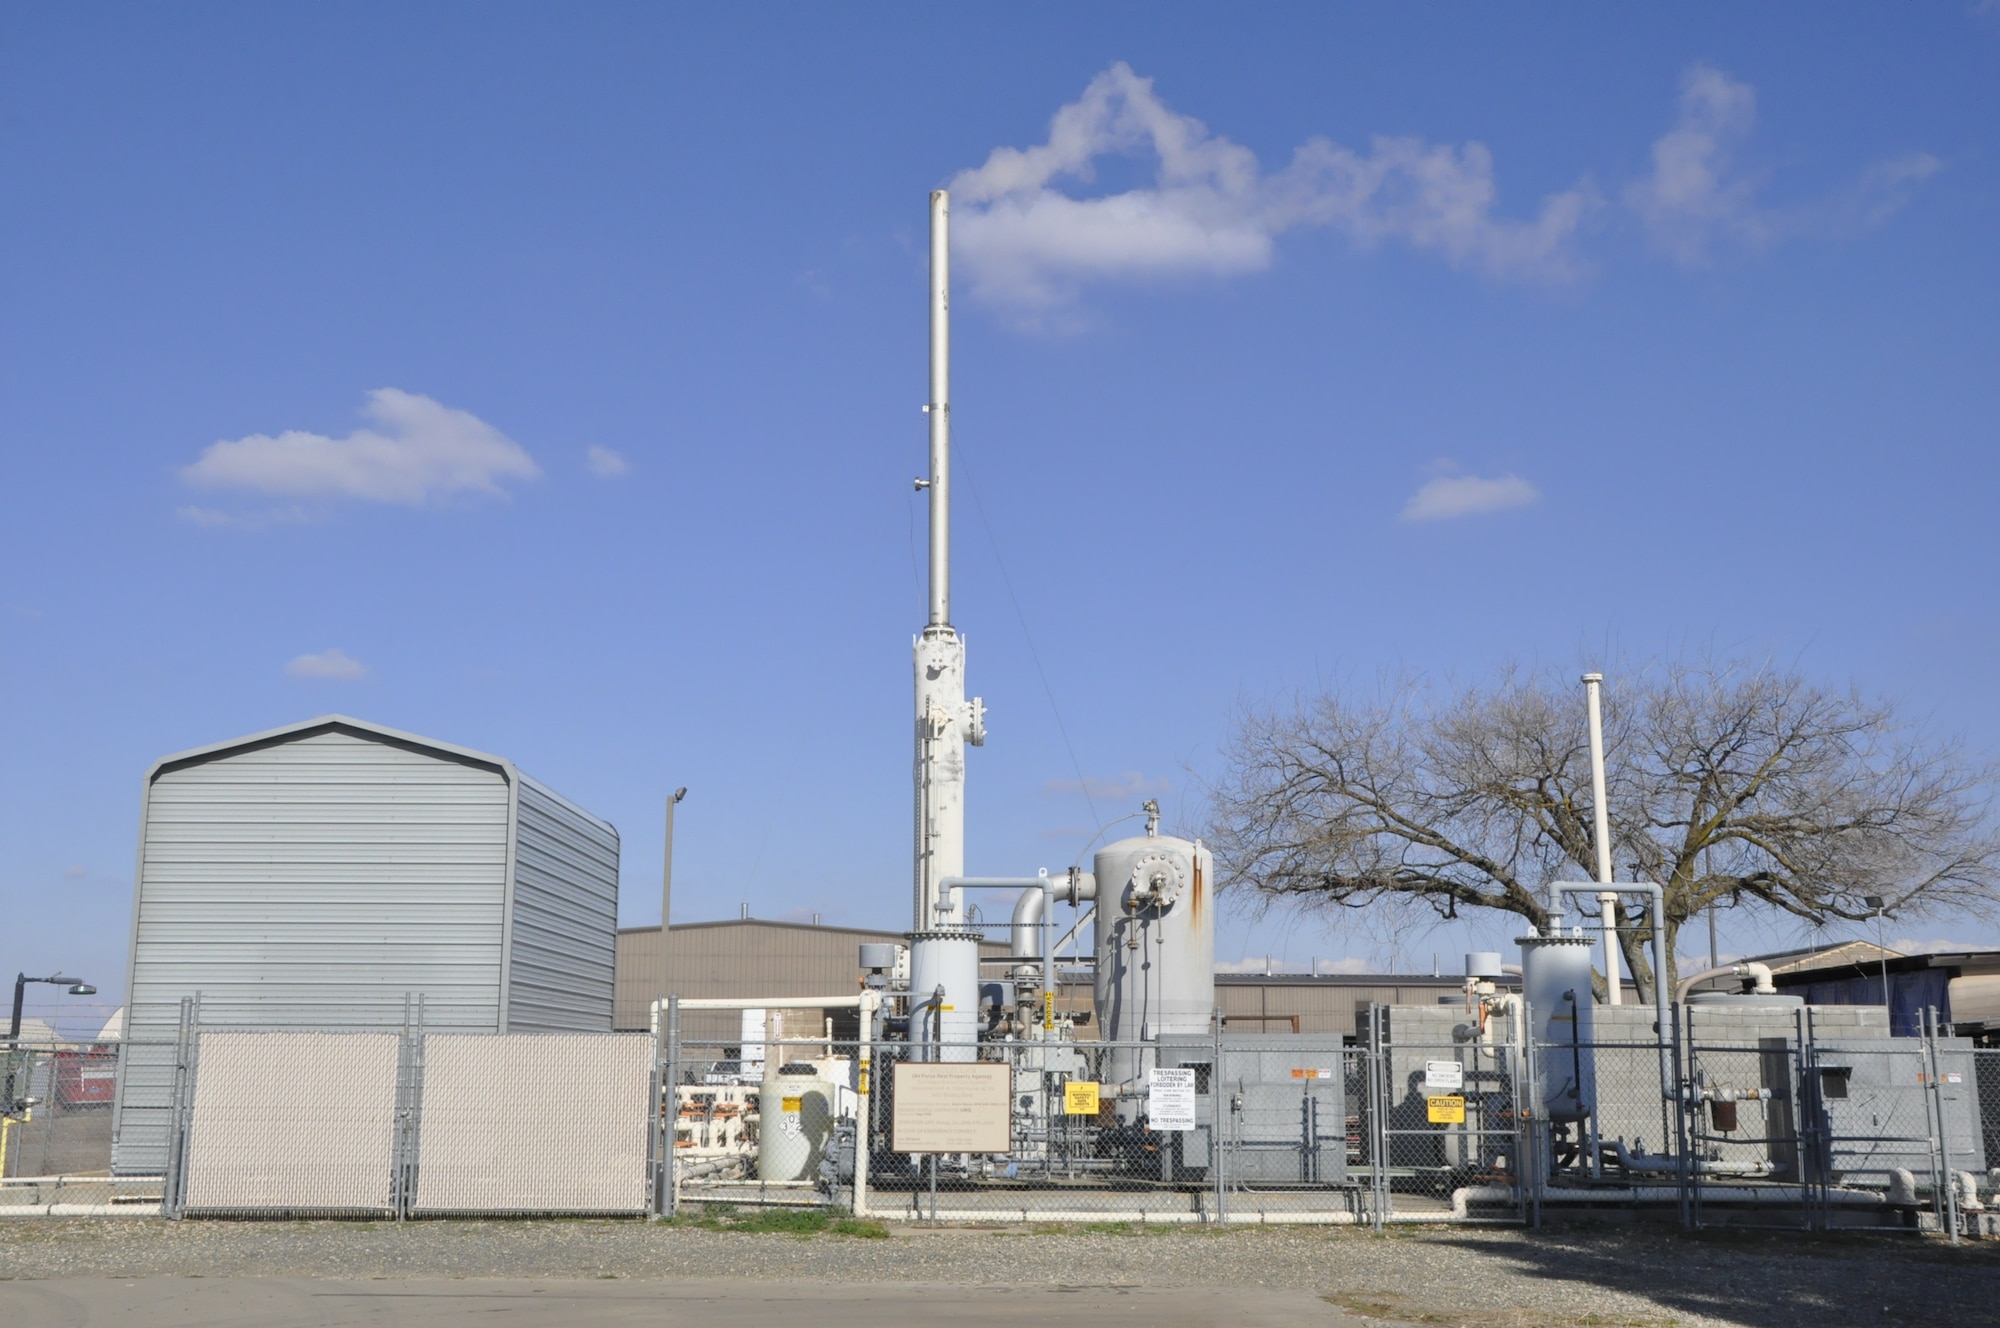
[908,929,981,1061]
[757,1062,835,1181]
[1519,933,1597,1122]
[1094,832,1215,1087]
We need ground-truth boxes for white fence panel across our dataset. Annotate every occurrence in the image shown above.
[181,1032,400,1215]
[411,1033,652,1215]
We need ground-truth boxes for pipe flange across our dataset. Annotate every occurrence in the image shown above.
[1123,851,1186,912]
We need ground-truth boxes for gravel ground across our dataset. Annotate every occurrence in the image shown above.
[3,1219,1996,1328]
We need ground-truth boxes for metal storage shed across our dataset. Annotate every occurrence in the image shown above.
[112,715,620,1172]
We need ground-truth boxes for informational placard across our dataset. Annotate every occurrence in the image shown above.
[1290,1067,1335,1080]
[1147,1067,1197,1132]
[1426,1095,1466,1125]
[1423,1060,1464,1094]
[1063,1080,1101,1115]
[893,1062,1011,1154]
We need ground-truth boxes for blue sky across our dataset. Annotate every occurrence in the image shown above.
[4,6,1997,1031]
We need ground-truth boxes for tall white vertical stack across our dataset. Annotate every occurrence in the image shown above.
[910,189,985,1060]
[913,188,986,929]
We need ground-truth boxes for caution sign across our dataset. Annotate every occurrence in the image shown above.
[1044,991,1055,1030]
[1064,1080,1101,1114]
[1290,1068,1335,1079]
[1426,1094,1466,1124]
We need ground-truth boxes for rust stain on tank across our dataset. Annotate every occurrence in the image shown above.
[1191,852,1204,925]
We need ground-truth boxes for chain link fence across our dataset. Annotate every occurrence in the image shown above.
[1,1039,164,1214]
[12,994,2000,1232]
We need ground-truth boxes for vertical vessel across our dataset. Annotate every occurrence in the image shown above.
[1093,809,1215,1087]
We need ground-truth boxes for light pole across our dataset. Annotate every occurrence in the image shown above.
[1864,895,1891,1030]
[661,788,687,1009]
[9,973,95,1046]
[6,972,95,1129]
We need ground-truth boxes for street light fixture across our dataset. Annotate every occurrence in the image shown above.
[10,973,93,1044]
[7,972,95,1129]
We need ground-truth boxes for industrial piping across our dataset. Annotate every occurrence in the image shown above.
[652,993,883,1217]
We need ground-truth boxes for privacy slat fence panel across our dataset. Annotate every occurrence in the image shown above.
[411,1034,653,1215]
[179,1032,400,1216]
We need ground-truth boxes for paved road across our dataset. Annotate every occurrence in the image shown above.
[0,1279,1366,1328]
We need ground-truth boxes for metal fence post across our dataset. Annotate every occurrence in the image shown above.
[1369,1005,1387,1231]
[392,991,426,1221]
[1671,996,1691,1230]
[1799,1005,1823,1233]
[1211,1005,1226,1224]
[1519,1000,1540,1229]
[1923,1007,1961,1244]
[852,996,874,1218]
[662,995,681,1219]
[161,994,197,1219]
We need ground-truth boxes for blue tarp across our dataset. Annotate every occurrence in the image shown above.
[1788,968,1950,1037]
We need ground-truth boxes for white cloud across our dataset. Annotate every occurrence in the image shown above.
[1045,770,1174,801]
[585,445,629,478]
[1625,64,1941,265]
[1214,955,1374,975]
[175,504,312,531]
[182,389,540,506]
[951,62,1597,312]
[286,648,370,681]
[1401,471,1539,522]
[1888,936,1982,956]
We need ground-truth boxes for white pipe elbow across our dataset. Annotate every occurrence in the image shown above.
[1733,962,1776,995]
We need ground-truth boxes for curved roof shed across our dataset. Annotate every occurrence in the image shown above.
[113,715,619,1171]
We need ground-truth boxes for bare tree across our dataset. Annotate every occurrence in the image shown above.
[1206,659,2000,1000]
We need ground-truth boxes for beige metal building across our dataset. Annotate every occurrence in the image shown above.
[615,919,1020,1043]
[1216,973,1507,1038]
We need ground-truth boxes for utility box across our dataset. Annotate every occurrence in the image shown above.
[112,715,619,1174]
[1159,1034,1348,1184]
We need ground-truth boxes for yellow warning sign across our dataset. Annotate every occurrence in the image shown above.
[1044,991,1055,1030]
[1064,1081,1101,1114]
[780,1097,802,1112]
[1426,1095,1466,1124]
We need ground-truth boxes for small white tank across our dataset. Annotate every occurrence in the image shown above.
[757,1062,834,1181]
[907,929,981,1061]
[1094,832,1215,1087]
[1519,932,1597,1122]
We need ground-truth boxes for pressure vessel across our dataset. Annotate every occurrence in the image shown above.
[1519,932,1597,1122]
[757,1063,834,1181]
[1094,832,1215,1087]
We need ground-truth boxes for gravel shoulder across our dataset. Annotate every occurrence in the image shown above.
[3,1219,1996,1328]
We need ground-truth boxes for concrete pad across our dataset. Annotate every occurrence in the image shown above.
[0,1279,1380,1328]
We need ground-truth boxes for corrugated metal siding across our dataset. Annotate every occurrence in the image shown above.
[117,728,512,1172]
[504,775,619,1032]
